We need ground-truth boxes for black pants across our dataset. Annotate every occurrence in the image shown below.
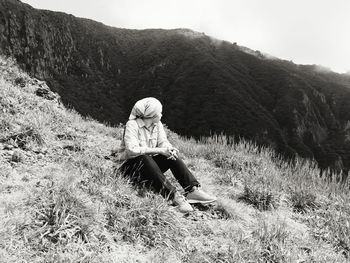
[119,154,200,200]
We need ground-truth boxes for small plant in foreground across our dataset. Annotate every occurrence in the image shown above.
[212,202,235,219]
[308,207,350,258]
[28,179,102,246]
[238,185,278,211]
[1,126,44,149]
[215,170,236,186]
[106,194,183,248]
[289,189,319,213]
[253,221,289,263]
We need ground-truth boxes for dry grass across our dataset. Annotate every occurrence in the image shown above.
[1,55,349,262]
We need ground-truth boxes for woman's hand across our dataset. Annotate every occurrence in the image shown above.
[168,146,179,159]
[159,147,179,160]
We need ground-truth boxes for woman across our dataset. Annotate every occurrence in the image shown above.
[118,97,216,213]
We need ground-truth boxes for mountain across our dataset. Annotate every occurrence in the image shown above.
[1,0,350,173]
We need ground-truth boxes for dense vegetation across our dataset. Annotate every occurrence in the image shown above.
[1,55,350,262]
[0,0,349,173]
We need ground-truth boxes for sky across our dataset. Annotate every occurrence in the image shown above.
[21,0,350,74]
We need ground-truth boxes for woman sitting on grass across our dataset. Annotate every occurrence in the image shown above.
[118,97,216,213]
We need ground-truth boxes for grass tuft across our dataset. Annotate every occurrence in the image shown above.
[253,220,289,262]
[289,189,319,213]
[307,205,350,258]
[1,126,44,149]
[26,177,103,246]
[105,192,184,248]
[238,185,278,211]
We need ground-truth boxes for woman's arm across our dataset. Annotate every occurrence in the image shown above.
[157,122,172,148]
[124,120,172,158]
[157,122,179,158]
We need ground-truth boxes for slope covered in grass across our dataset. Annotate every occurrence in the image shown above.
[1,55,350,262]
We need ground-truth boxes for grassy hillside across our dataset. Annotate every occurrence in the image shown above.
[1,56,350,262]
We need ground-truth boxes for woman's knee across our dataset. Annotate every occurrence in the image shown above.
[171,157,187,167]
[134,155,159,168]
[121,155,153,172]
[134,154,154,163]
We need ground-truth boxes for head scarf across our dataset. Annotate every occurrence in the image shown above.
[128,97,163,120]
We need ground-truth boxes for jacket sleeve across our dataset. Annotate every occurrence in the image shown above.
[157,122,172,148]
[124,120,147,157]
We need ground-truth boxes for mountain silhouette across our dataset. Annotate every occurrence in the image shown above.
[0,0,349,173]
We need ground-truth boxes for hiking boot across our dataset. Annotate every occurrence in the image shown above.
[173,192,193,213]
[186,187,217,204]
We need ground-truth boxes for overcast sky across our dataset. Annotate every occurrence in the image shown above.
[21,0,350,73]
